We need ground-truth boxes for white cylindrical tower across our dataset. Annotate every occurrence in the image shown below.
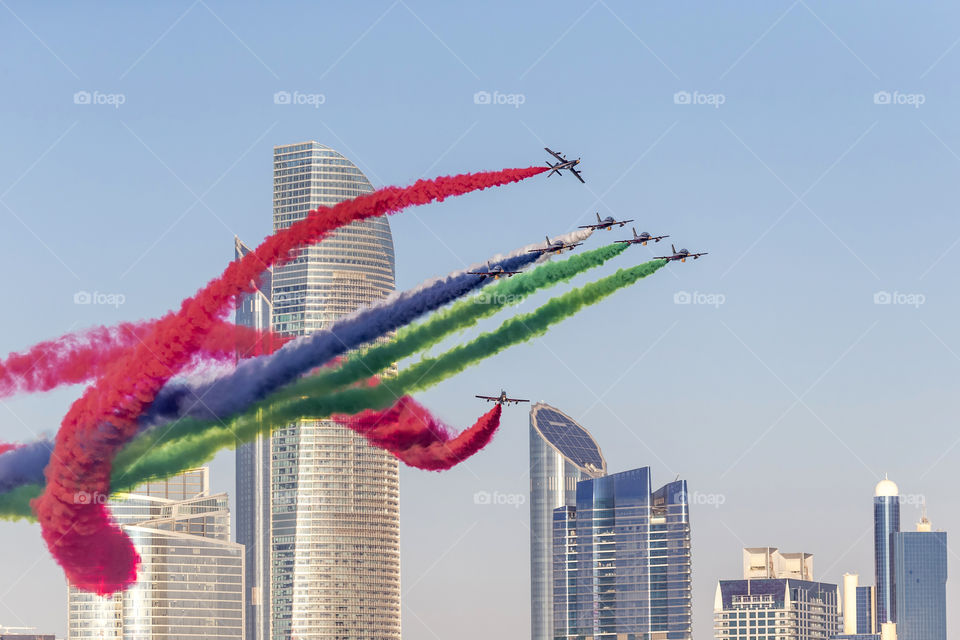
[842,573,859,634]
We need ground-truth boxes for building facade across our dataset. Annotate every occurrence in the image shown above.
[68,469,244,640]
[892,514,947,640]
[234,236,274,640]
[873,477,899,627]
[529,403,606,640]
[236,141,400,640]
[554,467,692,640]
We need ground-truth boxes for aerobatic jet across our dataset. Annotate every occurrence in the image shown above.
[655,244,708,262]
[467,264,521,280]
[476,390,530,406]
[579,212,634,231]
[527,235,583,256]
[544,147,585,183]
[615,227,670,246]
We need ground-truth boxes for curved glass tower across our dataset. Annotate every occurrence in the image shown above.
[873,476,900,627]
[237,142,399,640]
[529,403,606,640]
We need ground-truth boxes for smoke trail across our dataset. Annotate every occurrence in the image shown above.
[0,242,627,520]
[274,242,629,400]
[0,321,286,398]
[140,249,541,427]
[113,260,667,488]
[0,232,589,511]
[116,242,623,467]
[35,165,547,594]
[333,398,502,471]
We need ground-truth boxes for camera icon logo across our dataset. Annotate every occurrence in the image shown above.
[874,91,891,105]
[73,91,91,105]
[74,491,91,504]
[274,91,292,105]
[673,91,691,105]
[473,91,492,105]
[473,490,491,505]
[874,291,892,305]
[74,290,92,305]
[674,291,692,304]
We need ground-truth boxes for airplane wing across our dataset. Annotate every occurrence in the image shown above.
[504,398,530,404]
[619,219,635,225]
[689,252,708,258]
[569,166,585,183]
[545,147,565,161]
[475,395,499,402]
[577,224,600,230]
[613,239,633,244]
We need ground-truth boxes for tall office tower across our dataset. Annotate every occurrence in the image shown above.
[714,549,840,640]
[873,477,900,627]
[529,403,606,640]
[268,142,399,640]
[892,511,947,640]
[854,586,877,635]
[234,237,273,640]
[68,469,244,640]
[553,467,692,640]
[842,574,859,635]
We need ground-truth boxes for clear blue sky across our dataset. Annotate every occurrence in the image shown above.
[2,1,960,637]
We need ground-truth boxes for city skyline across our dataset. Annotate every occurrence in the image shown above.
[3,2,960,639]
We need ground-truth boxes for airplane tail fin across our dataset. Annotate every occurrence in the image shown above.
[671,244,677,253]
[596,212,602,223]
[546,235,551,245]
[632,227,638,238]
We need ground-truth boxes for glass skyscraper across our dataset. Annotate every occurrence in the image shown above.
[529,403,606,640]
[872,477,899,627]
[892,514,947,640]
[555,467,692,640]
[236,142,399,640]
[854,585,876,635]
[68,469,244,640]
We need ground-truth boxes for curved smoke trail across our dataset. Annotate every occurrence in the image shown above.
[334,398,503,471]
[35,165,547,595]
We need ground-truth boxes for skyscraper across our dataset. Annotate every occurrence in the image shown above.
[68,469,244,640]
[555,467,692,640]
[234,237,273,640]
[873,477,899,627]
[892,512,947,640]
[529,403,606,640]
[235,142,400,640]
[714,549,839,640]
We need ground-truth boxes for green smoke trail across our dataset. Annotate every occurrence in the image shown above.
[0,256,664,521]
[115,243,629,468]
[115,259,666,487]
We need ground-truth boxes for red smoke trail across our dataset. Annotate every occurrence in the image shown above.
[34,166,546,594]
[336,397,503,471]
[0,322,289,399]
[0,443,19,456]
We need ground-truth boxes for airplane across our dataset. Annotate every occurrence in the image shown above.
[476,389,530,406]
[579,212,635,231]
[655,244,708,263]
[527,235,583,256]
[544,147,585,183]
[467,264,521,280]
[614,227,670,246]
